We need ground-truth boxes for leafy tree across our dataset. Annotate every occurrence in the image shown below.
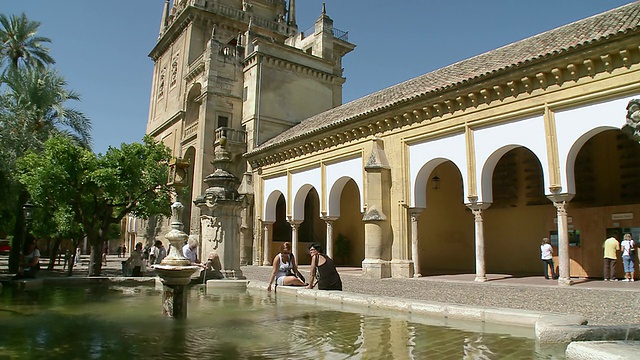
[17,135,175,276]
[0,12,54,72]
[0,66,92,273]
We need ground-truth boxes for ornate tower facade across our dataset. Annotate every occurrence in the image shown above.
[145,0,355,263]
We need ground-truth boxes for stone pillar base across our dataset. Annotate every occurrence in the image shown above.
[162,284,189,319]
[558,277,573,286]
[390,260,413,278]
[361,259,391,279]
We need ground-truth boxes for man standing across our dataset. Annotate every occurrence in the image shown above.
[603,236,620,281]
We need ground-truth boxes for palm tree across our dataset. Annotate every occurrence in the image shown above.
[0,13,54,72]
[0,66,91,272]
[1,67,92,150]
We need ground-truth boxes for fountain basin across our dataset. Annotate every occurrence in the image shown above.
[205,279,248,291]
[152,264,200,286]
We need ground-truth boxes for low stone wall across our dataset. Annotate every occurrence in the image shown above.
[248,281,640,344]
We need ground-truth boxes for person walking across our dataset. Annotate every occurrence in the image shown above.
[540,238,557,280]
[603,235,620,281]
[621,233,635,282]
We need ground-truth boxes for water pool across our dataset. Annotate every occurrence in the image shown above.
[0,284,566,359]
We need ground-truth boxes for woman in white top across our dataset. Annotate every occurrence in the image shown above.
[267,242,305,292]
[621,233,635,282]
[14,235,40,279]
[540,237,557,280]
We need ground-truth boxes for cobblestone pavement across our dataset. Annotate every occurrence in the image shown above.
[240,265,640,326]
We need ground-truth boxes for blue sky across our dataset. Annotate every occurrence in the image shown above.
[3,0,632,154]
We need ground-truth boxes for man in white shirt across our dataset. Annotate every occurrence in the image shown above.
[182,236,205,269]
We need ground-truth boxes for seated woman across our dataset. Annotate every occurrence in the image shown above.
[14,235,40,279]
[125,242,144,277]
[267,242,305,291]
[306,243,342,291]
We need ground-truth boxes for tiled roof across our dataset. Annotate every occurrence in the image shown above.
[253,1,640,153]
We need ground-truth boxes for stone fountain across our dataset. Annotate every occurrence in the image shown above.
[152,201,200,319]
[194,136,248,290]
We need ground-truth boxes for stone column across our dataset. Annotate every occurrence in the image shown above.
[323,217,337,259]
[409,208,424,277]
[239,223,248,266]
[262,222,272,266]
[362,137,392,279]
[546,192,574,286]
[467,204,489,282]
[289,220,302,260]
[553,200,572,285]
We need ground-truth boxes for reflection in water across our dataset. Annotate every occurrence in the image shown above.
[464,336,495,360]
[0,285,565,359]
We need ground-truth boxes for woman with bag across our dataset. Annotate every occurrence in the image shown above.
[306,243,342,291]
[621,233,635,282]
[267,242,305,292]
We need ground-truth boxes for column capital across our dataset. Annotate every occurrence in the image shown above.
[408,207,424,222]
[466,202,491,211]
[287,219,302,228]
[546,192,574,204]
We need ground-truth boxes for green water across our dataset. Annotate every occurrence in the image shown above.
[0,285,565,359]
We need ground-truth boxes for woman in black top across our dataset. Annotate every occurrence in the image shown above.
[306,243,342,291]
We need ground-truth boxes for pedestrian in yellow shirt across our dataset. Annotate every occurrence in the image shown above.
[603,236,620,281]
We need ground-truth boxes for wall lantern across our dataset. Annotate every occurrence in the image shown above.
[431,176,440,190]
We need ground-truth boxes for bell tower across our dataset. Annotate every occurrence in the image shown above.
[144,1,355,264]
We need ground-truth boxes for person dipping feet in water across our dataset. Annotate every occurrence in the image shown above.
[267,242,305,292]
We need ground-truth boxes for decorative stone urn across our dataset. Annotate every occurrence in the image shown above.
[152,201,200,318]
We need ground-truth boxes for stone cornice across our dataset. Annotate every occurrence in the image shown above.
[246,36,640,168]
[148,110,185,137]
[243,49,338,84]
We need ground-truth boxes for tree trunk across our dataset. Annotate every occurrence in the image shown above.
[47,236,63,270]
[88,241,103,276]
[9,190,28,273]
[67,241,80,276]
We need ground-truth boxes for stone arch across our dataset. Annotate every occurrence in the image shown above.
[418,160,471,274]
[184,83,201,127]
[327,176,361,217]
[409,133,468,208]
[413,157,458,208]
[565,126,618,195]
[480,144,521,204]
[292,184,316,221]
[264,189,284,223]
[555,95,639,194]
